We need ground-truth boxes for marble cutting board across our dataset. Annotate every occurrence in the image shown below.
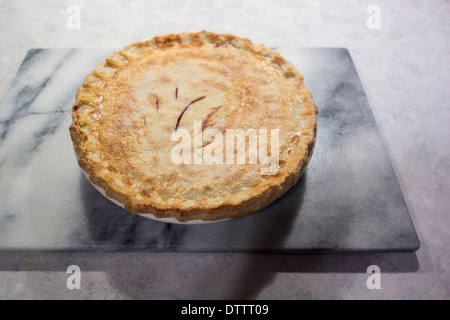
[0,48,420,252]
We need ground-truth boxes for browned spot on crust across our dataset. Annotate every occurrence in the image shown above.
[290,134,301,144]
[201,79,229,91]
[107,141,125,157]
[160,75,172,83]
[154,34,182,49]
[199,63,229,76]
[189,33,204,46]
[158,172,180,192]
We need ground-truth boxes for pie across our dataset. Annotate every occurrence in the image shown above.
[69,31,317,222]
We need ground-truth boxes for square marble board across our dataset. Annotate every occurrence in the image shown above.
[0,48,420,252]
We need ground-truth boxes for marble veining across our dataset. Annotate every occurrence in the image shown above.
[0,48,419,251]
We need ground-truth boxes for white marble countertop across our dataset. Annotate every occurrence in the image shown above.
[0,0,448,299]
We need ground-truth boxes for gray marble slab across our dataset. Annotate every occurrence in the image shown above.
[0,48,419,252]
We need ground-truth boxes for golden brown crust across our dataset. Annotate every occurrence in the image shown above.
[69,31,317,222]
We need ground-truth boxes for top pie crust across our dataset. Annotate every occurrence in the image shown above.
[69,31,317,222]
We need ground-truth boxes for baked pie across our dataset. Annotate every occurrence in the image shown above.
[70,31,317,222]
